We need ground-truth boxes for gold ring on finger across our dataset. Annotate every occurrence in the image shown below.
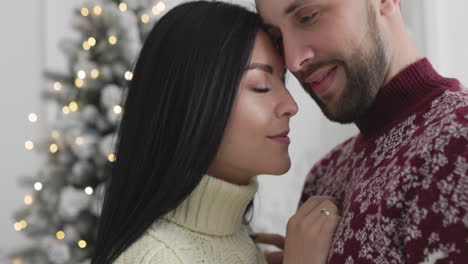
[320,208,331,216]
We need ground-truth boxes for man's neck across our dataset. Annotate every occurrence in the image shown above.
[383,32,422,86]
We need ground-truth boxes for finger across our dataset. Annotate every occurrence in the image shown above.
[302,201,340,234]
[317,215,340,252]
[254,233,285,249]
[316,199,340,216]
[320,213,341,234]
[264,251,283,264]
[298,199,340,226]
[296,196,338,218]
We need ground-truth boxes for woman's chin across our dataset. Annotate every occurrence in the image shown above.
[264,159,291,176]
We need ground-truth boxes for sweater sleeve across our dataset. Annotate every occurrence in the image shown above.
[403,147,468,263]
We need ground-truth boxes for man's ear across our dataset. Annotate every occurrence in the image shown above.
[378,0,401,16]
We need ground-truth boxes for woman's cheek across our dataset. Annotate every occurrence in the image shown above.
[236,93,271,133]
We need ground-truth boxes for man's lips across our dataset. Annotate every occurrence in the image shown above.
[303,65,338,96]
[267,130,290,144]
[305,65,337,84]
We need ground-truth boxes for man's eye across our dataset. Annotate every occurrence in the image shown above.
[295,6,319,25]
[299,13,317,24]
[275,37,283,47]
[265,28,284,52]
[275,36,284,49]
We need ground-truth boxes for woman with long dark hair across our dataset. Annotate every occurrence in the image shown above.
[91,1,339,264]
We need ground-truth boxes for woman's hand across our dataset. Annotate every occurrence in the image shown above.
[284,196,340,264]
[254,196,340,264]
[254,233,285,264]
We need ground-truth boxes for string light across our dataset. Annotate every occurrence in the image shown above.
[51,130,60,139]
[24,195,34,205]
[28,113,38,122]
[14,220,28,231]
[14,222,22,231]
[34,182,43,191]
[24,141,34,150]
[90,68,100,79]
[20,220,27,228]
[152,2,166,15]
[75,78,84,88]
[12,257,25,264]
[62,106,70,115]
[53,82,62,91]
[113,105,122,114]
[69,101,79,112]
[108,35,118,45]
[56,231,65,240]
[83,40,91,50]
[108,153,116,162]
[85,187,94,195]
[87,37,96,47]
[49,144,58,153]
[77,70,86,79]
[119,3,127,12]
[81,8,90,17]
[156,2,166,12]
[93,5,102,16]
[124,71,133,81]
[75,137,84,145]
[151,6,160,15]
[141,14,150,24]
[78,240,87,248]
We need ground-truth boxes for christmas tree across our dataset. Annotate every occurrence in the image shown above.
[10,0,168,263]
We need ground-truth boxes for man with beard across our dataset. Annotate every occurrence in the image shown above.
[254,0,468,263]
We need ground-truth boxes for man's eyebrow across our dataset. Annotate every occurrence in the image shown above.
[285,0,305,15]
[246,63,274,74]
[261,0,306,30]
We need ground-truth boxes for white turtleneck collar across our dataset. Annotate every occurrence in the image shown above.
[159,175,258,236]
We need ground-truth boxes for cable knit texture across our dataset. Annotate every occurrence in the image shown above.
[300,58,468,263]
[114,175,267,264]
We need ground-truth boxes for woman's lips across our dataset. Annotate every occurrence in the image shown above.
[267,130,291,144]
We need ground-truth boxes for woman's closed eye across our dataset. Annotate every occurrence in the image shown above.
[252,87,271,93]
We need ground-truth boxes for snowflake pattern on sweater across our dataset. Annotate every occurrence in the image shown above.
[300,63,468,263]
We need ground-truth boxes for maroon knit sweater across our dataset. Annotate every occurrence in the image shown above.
[300,58,468,263]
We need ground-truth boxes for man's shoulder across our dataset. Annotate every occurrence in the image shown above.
[422,85,468,125]
[301,135,360,198]
[310,136,359,173]
[409,86,468,158]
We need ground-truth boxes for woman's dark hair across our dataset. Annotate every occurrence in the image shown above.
[91,1,261,263]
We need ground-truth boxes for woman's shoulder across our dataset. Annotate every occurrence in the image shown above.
[114,221,184,264]
[116,220,266,264]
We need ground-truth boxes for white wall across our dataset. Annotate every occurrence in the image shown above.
[430,1,468,85]
[402,0,468,85]
[0,0,45,253]
[1,0,467,254]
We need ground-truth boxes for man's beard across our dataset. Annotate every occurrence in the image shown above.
[300,10,388,124]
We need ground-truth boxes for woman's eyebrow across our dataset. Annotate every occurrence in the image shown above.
[246,63,274,74]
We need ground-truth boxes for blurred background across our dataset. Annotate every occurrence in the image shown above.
[1,0,467,262]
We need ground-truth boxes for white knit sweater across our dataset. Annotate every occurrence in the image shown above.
[114,175,267,264]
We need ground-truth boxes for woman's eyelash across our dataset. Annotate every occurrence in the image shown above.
[252,88,270,93]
